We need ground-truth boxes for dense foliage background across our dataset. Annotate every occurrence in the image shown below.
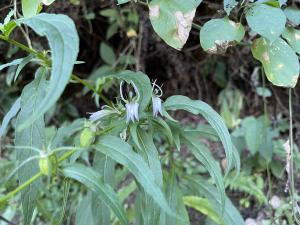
[1,0,300,225]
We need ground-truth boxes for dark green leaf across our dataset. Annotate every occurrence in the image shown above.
[100,43,116,65]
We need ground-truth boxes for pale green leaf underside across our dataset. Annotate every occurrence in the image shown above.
[15,69,47,225]
[0,98,20,137]
[200,17,245,53]
[246,4,286,41]
[251,37,299,87]
[148,0,197,50]
[63,164,129,225]
[18,13,79,130]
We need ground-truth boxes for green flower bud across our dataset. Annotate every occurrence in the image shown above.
[80,127,96,147]
[39,155,57,176]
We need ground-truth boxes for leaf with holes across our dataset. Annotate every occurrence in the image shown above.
[148,0,197,50]
[200,17,245,54]
[251,37,299,87]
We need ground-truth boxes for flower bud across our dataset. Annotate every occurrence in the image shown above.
[80,127,96,147]
[39,155,57,176]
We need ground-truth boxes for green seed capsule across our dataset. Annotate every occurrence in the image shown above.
[80,127,96,147]
[39,155,57,176]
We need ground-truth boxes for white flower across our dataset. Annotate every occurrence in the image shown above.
[89,105,119,121]
[151,80,163,117]
[152,96,162,117]
[120,81,140,123]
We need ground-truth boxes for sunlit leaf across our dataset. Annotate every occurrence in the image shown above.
[251,37,299,87]
[148,0,197,50]
[246,3,286,41]
[18,13,79,130]
[21,0,41,18]
[200,17,245,54]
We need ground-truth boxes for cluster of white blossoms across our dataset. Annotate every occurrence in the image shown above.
[89,80,163,123]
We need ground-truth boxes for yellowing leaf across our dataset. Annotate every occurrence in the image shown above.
[149,0,197,50]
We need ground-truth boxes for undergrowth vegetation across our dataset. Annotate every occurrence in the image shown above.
[0,0,300,225]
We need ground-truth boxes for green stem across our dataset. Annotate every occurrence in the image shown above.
[0,149,78,203]
[0,35,110,105]
[0,172,42,203]
[192,22,202,30]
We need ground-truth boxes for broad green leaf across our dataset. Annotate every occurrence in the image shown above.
[91,152,115,225]
[182,131,225,207]
[183,196,223,225]
[164,95,240,173]
[63,164,129,225]
[224,0,238,15]
[282,27,300,54]
[0,98,20,137]
[18,13,79,130]
[284,7,300,25]
[95,135,174,217]
[22,0,41,18]
[246,3,286,41]
[148,0,197,50]
[100,43,116,65]
[200,17,245,54]
[107,70,152,111]
[185,175,245,225]
[251,37,299,87]
[15,68,47,225]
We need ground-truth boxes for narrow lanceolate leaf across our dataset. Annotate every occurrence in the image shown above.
[251,37,299,87]
[282,27,300,54]
[148,0,197,50]
[224,0,238,15]
[108,70,152,111]
[136,128,163,187]
[63,164,129,225]
[284,7,300,26]
[0,98,20,137]
[95,136,174,217]
[15,68,47,225]
[164,95,240,173]
[200,17,245,54]
[182,196,222,224]
[186,175,245,225]
[18,13,79,130]
[75,193,95,225]
[21,0,41,18]
[91,152,115,225]
[181,131,225,207]
[246,4,286,41]
[160,169,190,225]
